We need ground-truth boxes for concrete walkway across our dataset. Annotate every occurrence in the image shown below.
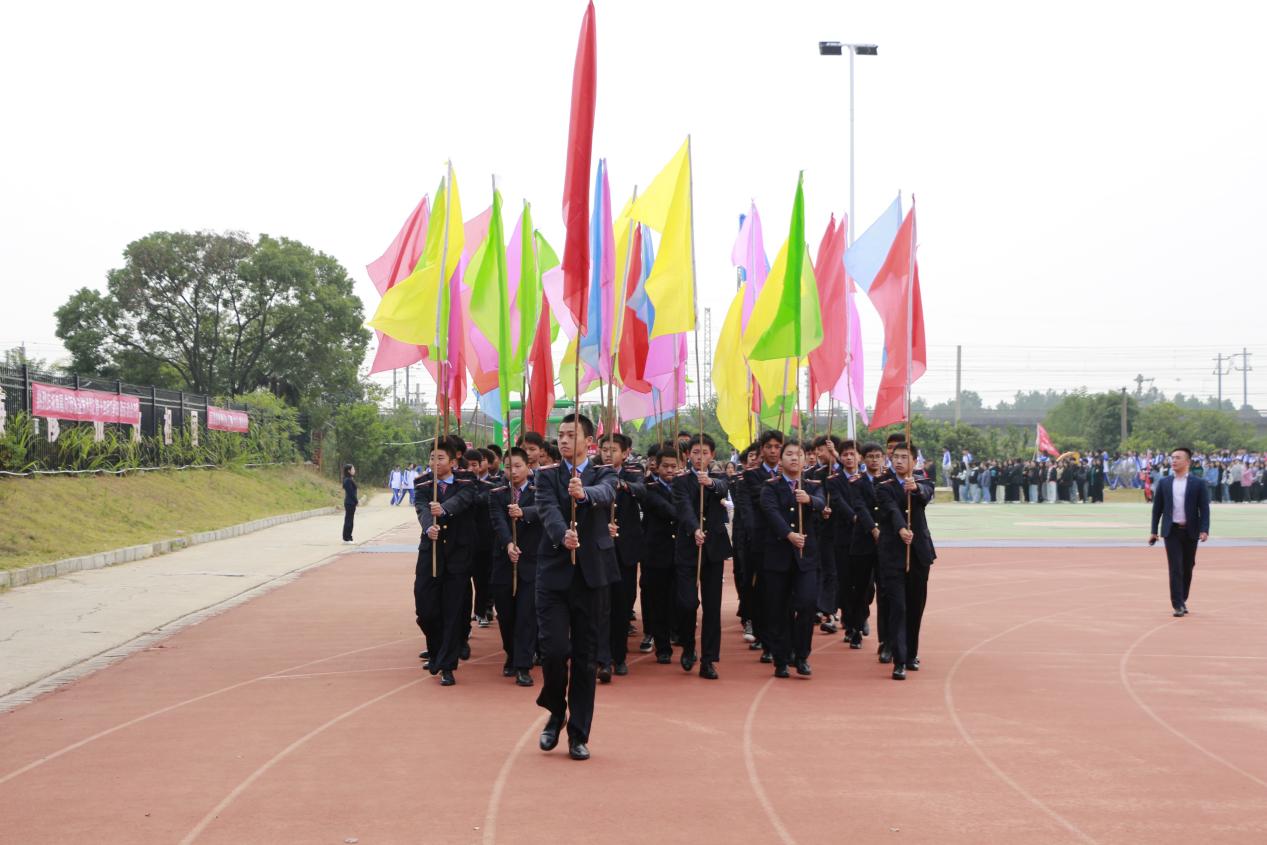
[0,494,418,706]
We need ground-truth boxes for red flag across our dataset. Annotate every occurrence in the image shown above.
[807,214,847,406]
[367,196,430,375]
[561,1,596,334]
[524,300,555,435]
[1036,423,1060,457]
[617,225,651,392]
[867,206,926,429]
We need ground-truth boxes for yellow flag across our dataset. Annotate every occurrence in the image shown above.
[713,285,751,448]
[630,138,695,338]
[740,239,799,403]
[368,166,465,347]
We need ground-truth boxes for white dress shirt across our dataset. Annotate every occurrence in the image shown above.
[1171,474,1188,525]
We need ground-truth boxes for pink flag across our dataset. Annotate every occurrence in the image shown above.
[730,203,769,332]
[867,205,926,429]
[367,196,429,295]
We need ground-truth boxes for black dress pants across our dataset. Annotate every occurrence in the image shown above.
[601,564,637,666]
[536,570,601,744]
[414,559,471,671]
[761,566,819,666]
[844,552,877,635]
[639,566,675,656]
[342,504,356,541]
[675,556,724,662]
[876,559,930,666]
[1164,531,1198,609]
[492,579,537,670]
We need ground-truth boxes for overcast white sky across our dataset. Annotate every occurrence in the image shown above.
[2,0,1264,407]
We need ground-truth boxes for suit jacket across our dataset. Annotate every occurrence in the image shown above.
[824,472,858,552]
[611,465,648,568]
[875,476,937,569]
[672,469,732,564]
[1150,475,1211,539]
[415,474,479,576]
[489,482,541,585]
[534,461,619,591]
[758,476,826,572]
[846,471,889,556]
[639,477,680,568]
[739,464,783,547]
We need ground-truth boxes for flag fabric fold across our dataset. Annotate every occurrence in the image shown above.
[865,204,925,429]
[630,138,695,338]
[844,193,902,293]
[1036,423,1060,457]
[561,0,597,334]
[744,173,822,362]
[807,214,848,407]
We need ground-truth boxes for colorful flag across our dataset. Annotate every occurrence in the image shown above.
[744,173,822,362]
[630,138,695,338]
[578,159,616,379]
[844,193,902,293]
[866,204,925,429]
[512,203,545,380]
[807,214,848,406]
[1036,423,1060,457]
[561,0,597,334]
[468,187,512,425]
[731,203,770,331]
[367,195,429,295]
[617,223,651,393]
[524,237,559,435]
[713,284,751,448]
[367,169,464,350]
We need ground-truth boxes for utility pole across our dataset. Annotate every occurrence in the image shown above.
[1230,347,1253,410]
[1120,387,1129,442]
[1212,352,1230,408]
[954,345,962,424]
[404,364,411,406]
[1132,373,1154,398]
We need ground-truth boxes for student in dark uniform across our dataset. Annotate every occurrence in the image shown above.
[843,443,888,654]
[638,443,681,664]
[808,436,840,634]
[463,448,497,630]
[822,438,859,640]
[875,440,936,680]
[758,439,827,678]
[341,464,358,542]
[673,433,731,680]
[729,444,759,639]
[739,429,786,664]
[414,437,479,686]
[489,447,541,687]
[596,433,644,681]
[533,413,619,762]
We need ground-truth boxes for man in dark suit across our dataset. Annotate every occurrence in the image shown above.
[533,413,618,761]
[1150,446,1211,617]
[639,443,682,664]
[845,443,889,655]
[673,433,731,680]
[414,436,479,686]
[758,440,827,678]
[875,440,936,681]
[738,429,786,664]
[597,433,644,680]
[489,447,541,687]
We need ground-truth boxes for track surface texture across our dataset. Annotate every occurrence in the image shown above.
[2,523,1266,844]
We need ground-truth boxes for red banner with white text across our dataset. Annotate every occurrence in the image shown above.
[207,406,249,433]
[31,382,141,426]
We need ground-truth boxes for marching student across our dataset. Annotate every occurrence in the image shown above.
[597,433,645,681]
[738,429,786,664]
[672,433,731,680]
[846,442,890,657]
[414,437,478,686]
[517,431,548,470]
[533,413,619,762]
[461,448,497,632]
[808,435,842,634]
[638,443,682,663]
[489,447,541,686]
[758,440,827,678]
[875,440,936,681]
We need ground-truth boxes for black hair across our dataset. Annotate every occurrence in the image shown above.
[891,440,917,455]
[860,441,885,457]
[463,448,484,465]
[885,433,906,445]
[1172,446,1194,459]
[656,442,680,463]
[838,438,857,452]
[431,439,460,460]
[507,446,529,464]
[561,412,595,439]
[811,434,830,449]
[758,429,785,448]
[518,430,547,449]
[485,443,503,458]
[740,443,758,461]
[780,440,805,457]
[545,442,562,463]
[687,432,717,452]
[342,463,354,477]
[600,432,633,451]
[479,448,496,465]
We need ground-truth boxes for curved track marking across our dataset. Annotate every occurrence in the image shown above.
[178,677,426,845]
[0,635,418,786]
[942,597,1133,844]
[1118,599,1267,790]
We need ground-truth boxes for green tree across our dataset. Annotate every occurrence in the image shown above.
[54,231,369,403]
[1043,391,1135,450]
[1123,402,1259,453]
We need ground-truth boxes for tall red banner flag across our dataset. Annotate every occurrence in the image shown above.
[561,1,596,334]
[867,206,926,429]
[1036,423,1060,457]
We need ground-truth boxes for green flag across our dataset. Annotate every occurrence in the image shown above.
[513,202,540,381]
[468,187,512,425]
[744,172,823,361]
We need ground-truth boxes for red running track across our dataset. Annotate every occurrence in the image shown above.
[2,527,1266,844]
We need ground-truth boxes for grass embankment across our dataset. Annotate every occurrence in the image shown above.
[0,465,341,571]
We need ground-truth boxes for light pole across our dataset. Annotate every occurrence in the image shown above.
[818,41,878,244]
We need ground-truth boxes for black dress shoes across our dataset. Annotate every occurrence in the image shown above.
[774,664,790,678]
[908,657,920,671]
[1173,607,1185,617]
[515,670,534,687]
[795,659,812,677]
[749,640,764,651]
[540,717,563,751]
[699,661,718,680]
[892,664,906,680]
[425,662,439,676]
[568,740,590,761]
[460,643,471,661]
[656,653,672,665]
[759,650,773,664]
[597,664,612,684]
[848,631,863,649]
[419,650,429,660]
[878,645,893,664]
[439,670,456,686]
[680,652,697,673]
[613,662,629,676]
[502,664,515,677]
[862,621,871,637]
[639,636,654,653]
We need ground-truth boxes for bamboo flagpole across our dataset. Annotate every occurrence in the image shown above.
[796,355,804,558]
[682,136,709,583]
[511,483,520,597]
[608,189,638,532]
[904,198,917,575]
[431,162,455,579]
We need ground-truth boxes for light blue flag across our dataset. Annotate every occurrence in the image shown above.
[844,194,902,293]
[578,160,608,372]
[475,388,505,425]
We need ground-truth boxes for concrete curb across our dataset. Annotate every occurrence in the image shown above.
[0,506,339,591]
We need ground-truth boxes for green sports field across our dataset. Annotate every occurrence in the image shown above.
[925,499,1267,542]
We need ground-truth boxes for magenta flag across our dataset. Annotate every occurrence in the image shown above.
[367,196,429,295]
[368,332,425,375]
